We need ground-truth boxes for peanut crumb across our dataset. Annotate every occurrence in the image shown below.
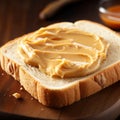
[12,92,21,99]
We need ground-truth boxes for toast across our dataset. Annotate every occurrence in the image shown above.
[1,20,120,108]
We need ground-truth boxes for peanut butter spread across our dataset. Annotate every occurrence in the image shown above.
[18,26,109,78]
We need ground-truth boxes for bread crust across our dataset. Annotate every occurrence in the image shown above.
[1,20,120,107]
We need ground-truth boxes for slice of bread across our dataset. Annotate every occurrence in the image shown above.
[1,20,120,108]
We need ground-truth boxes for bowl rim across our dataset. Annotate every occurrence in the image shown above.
[99,0,120,16]
[99,7,120,16]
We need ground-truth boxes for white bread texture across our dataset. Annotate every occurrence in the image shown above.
[1,20,120,108]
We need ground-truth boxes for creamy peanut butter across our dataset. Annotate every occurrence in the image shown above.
[18,26,109,78]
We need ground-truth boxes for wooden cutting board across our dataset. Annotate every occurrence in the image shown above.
[0,66,120,120]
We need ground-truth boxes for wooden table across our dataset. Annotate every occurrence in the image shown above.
[0,0,120,120]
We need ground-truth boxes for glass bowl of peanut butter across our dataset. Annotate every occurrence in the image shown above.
[99,0,120,29]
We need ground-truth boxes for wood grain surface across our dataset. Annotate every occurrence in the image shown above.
[0,0,120,120]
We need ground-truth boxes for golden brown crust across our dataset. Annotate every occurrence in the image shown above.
[79,62,120,98]
[19,66,81,107]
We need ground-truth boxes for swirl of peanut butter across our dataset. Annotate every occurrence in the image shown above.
[18,26,109,78]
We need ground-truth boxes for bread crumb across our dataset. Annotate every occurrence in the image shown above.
[20,87,23,91]
[12,93,21,99]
